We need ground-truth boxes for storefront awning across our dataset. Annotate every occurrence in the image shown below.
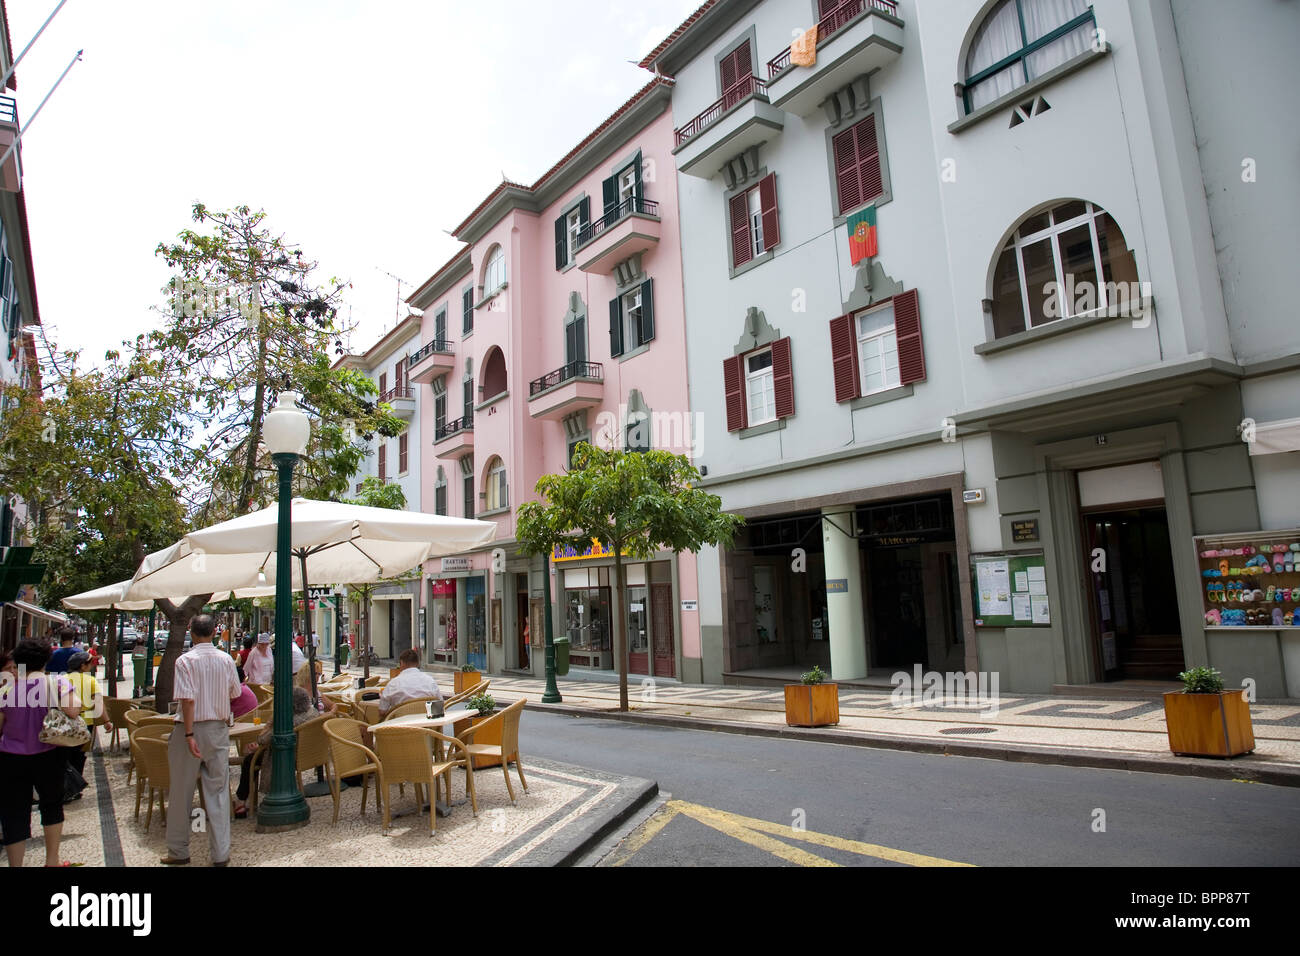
[7,600,69,624]
[1248,417,1300,456]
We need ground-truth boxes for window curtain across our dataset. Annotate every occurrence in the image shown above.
[1023,0,1091,78]
[965,0,1024,111]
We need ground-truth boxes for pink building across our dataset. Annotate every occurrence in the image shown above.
[405,76,703,682]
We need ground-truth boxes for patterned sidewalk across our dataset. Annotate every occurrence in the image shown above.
[452,670,1300,768]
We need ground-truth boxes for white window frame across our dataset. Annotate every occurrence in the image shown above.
[746,187,765,259]
[745,348,776,426]
[618,166,638,207]
[855,302,900,397]
[623,287,643,351]
[482,245,506,296]
[566,208,584,261]
[485,458,508,511]
[1001,201,1113,334]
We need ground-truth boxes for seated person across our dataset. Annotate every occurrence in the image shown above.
[231,667,258,719]
[377,649,442,718]
[233,687,334,818]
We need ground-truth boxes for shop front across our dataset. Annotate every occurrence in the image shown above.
[427,577,458,665]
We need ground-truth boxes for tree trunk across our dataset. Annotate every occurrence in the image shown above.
[236,319,270,514]
[153,594,213,714]
[613,549,628,712]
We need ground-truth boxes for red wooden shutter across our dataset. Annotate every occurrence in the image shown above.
[829,314,860,402]
[856,114,882,203]
[893,289,926,385]
[722,355,747,431]
[379,372,388,397]
[758,173,780,251]
[729,192,753,267]
[399,433,408,473]
[833,127,861,213]
[720,49,738,91]
[378,444,387,481]
[771,337,794,419]
[733,42,752,85]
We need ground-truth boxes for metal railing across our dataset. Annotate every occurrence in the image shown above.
[378,385,413,403]
[767,0,899,78]
[408,338,453,366]
[576,197,660,249]
[435,415,473,442]
[529,360,604,397]
[674,75,770,146]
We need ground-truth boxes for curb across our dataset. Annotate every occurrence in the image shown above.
[511,762,659,867]
[522,701,1300,789]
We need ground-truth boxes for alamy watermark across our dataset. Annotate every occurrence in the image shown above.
[890,665,1001,716]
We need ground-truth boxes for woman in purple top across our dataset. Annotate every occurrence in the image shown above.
[231,666,258,719]
[0,640,82,867]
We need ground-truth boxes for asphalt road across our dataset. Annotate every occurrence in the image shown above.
[520,712,1300,867]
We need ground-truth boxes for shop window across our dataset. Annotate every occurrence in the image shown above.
[565,585,612,653]
[990,200,1139,338]
[429,578,457,663]
[961,0,1097,114]
[830,290,924,402]
[722,337,794,432]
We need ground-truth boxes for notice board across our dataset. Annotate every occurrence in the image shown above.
[971,550,1051,627]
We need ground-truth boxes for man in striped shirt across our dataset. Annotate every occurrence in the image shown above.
[163,614,241,867]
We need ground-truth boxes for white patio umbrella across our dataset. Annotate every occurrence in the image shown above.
[63,579,278,611]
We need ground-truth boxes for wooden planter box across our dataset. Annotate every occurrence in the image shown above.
[1163,690,1255,757]
[451,711,503,769]
[454,670,482,694]
[784,683,840,727]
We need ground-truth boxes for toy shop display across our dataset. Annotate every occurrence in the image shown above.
[1195,529,1300,628]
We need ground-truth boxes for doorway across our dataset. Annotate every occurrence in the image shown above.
[516,589,530,671]
[1082,507,1185,680]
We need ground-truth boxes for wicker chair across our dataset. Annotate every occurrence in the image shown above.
[122,709,157,785]
[362,676,382,688]
[323,718,385,825]
[102,697,135,752]
[353,697,382,727]
[242,699,273,725]
[382,696,446,721]
[134,728,172,830]
[460,698,528,803]
[371,725,472,834]
[249,683,274,704]
[245,713,336,814]
[444,680,489,708]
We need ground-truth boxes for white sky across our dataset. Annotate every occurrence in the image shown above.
[9,0,697,364]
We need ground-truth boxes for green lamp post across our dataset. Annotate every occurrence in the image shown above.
[541,552,561,704]
[256,390,311,832]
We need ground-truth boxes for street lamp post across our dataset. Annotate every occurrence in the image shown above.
[542,552,561,704]
[256,391,311,832]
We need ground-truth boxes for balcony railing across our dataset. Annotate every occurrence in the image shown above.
[529,361,604,397]
[674,75,770,147]
[576,196,660,249]
[767,0,899,78]
[0,97,16,126]
[378,385,413,404]
[408,338,453,366]
[435,415,473,442]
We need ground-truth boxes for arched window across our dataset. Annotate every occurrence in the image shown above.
[962,0,1096,113]
[989,200,1139,339]
[483,456,508,512]
[481,347,507,400]
[481,245,506,297]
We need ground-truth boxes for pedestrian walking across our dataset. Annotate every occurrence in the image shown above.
[161,614,241,867]
[245,633,274,685]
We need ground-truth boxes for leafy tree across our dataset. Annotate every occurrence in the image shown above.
[516,444,744,711]
[344,475,407,511]
[152,203,402,521]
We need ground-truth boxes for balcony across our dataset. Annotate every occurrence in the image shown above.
[672,75,785,179]
[378,385,416,419]
[575,197,661,274]
[433,414,474,457]
[527,361,604,420]
[0,97,19,193]
[407,338,456,384]
[764,0,904,117]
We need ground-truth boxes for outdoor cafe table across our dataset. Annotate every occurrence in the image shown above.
[368,706,475,816]
[229,722,263,750]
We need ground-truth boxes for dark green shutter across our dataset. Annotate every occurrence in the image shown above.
[609,297,623,357]
[579,197,591,232]
[555,215,567,269]
[602,175,617,219]
[639,279,654,345]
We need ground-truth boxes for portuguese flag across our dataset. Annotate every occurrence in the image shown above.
[847,205,877,265]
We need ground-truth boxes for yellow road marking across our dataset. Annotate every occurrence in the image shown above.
[672,801,841,867]
[609,803,682,866]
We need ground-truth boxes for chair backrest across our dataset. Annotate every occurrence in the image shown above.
[371,725,435,785]
[384,697,444,721]
[136,736,170,790]
[294,714,334,773]
[137,714,175,728]
[362,676,381,687]
[354,699,381,726]
[123,708,154,740]
[444,679,489,707]
[251,684,274,704]
[499,698,527,757]
[324,718,379,777]
[104,696,133,728]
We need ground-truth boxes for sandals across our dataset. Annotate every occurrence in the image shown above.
[234,803,248,819]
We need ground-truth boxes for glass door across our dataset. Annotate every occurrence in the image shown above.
[627,585,649,675]
[466,576,487,671]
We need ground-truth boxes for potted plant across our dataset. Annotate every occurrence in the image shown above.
[1163,666,1255,757]
[784,665,839,727]
[454,662,482,695]
[458,692,501,768]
